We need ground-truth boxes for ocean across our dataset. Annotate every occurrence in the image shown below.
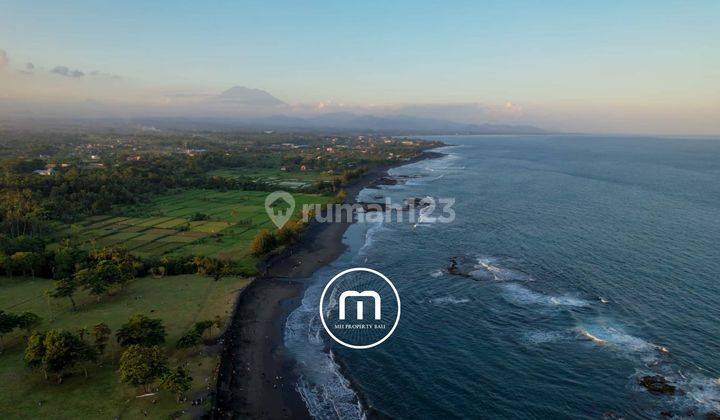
[285,135,720,419]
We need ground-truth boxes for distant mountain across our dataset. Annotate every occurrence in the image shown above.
[0,85,548,134]
[212,86,287,107]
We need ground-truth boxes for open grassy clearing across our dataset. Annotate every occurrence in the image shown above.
[208,167,332,189]
[0,274,252,419]
[56,189,332,262]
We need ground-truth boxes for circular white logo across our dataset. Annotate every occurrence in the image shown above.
[319,267,401,349]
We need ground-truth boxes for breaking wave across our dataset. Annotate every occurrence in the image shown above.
[357,220,385,256]
[500,283,590,307]
[285,275,364,420]
[469,256,533,281]
[572,324,720,415]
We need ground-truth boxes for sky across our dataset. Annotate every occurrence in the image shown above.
[0,0,719,134]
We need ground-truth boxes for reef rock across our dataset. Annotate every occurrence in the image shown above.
[639,375,676,395]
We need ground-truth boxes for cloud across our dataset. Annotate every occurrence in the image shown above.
[503,101,523,114]
[390,103,488,123]
[88,70,122,80]
[0,50,8,69]
[19,62,35,75]
[51,65,85,78]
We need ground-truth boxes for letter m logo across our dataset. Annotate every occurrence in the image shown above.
[338,290,381,320]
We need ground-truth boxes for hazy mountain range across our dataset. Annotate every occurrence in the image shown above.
[0,86,547,134]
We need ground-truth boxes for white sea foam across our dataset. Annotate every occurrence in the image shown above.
[286,150,457,419]
[285,278,364,420]
[429,269,444,278]
[430,296,471,305]
[501,283,590,307]
[671,373,720,414]
[568,323,720,414]
[470,256,533,281]
[523,330,573,344]
[576,325,660,358]
[405,173,446,186]
[357,220,385,256]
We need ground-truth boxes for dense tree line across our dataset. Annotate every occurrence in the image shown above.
[0,153,273,224]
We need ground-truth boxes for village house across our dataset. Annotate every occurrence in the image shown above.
[33,168,56,176]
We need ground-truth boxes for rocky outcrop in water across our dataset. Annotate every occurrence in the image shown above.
[639,375,676,395]
[404,196,433,208]
[369,176,400,187]
[446,256,473,278]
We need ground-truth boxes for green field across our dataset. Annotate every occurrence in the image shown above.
[0,274,252,419]
[208,167,332,189]
[57,189,331,263]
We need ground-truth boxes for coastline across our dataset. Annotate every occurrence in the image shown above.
[213,149,444,419]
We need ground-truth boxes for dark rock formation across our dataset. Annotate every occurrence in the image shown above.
[639,375,676,395]
[369,177,399,187]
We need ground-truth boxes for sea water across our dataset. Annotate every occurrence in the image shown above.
[285,135,720,419]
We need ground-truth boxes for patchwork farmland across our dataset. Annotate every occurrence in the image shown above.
[55,189,331,262]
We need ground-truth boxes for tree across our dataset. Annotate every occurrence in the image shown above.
[10,251,42,278]
[91,323,111,354]
[52,243,87,279]
[94,259,124,288]
[175,330,202,349]
[0,252,12,277]
[193,256,212,275]
[193,320,214,337]
[207,259,229,282]
[90,248,140,282]
[74,258,127,302]
[35,329,96,383]
[149,266,166,278]
[212,262,228,281]
[250,229,277,256]
[0,311,19,351]
[116,314,166,347]
[74,268,107,302]
[15,312,42,336]
[118,345,168,392]
[51,278,78,310]
[24,331,46,377]
[201,257,217,276]
[276,220,302,245]
[162,366,192,402]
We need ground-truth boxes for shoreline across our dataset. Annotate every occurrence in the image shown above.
[213,149,444,419]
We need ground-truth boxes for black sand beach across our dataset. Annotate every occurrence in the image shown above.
[214,151,442,419]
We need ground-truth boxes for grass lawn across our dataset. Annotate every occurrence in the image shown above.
[55,189,332,265]
[0,274,252,419]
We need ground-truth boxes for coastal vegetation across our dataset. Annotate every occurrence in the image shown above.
[0,273,251,417]
[0,128,439,417]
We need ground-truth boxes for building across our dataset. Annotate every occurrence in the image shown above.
[33,168,56,176]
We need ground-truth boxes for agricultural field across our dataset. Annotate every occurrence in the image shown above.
[0,274,252,419]
[55,189,332,266]
[208,167,333,189]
